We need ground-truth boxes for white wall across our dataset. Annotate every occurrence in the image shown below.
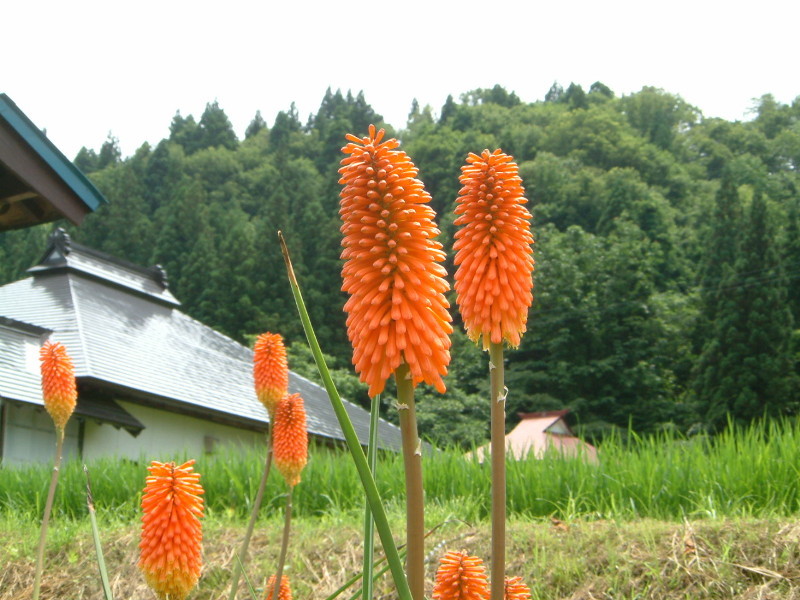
[2,401,80,465]
[82,401,264,462]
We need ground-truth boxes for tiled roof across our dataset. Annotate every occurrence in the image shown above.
[0,230,402,450]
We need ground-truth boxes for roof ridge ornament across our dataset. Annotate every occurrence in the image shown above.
[50,227,72,255]
[148,264,169,289]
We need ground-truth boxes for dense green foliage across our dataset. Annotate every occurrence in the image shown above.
[2,85,799,443]
[3,419,800,522]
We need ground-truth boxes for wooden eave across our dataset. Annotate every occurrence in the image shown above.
[0,94,107,231]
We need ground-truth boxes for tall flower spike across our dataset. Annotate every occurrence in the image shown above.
[453,149,534,348]
[253,332,289,416]
[432,551,490,600]
[39,341,77,430]
[504,576,532,600]
[264,574,292,600]
[139,460,204,600]
[273,393,308,487]
[339,124,452,396]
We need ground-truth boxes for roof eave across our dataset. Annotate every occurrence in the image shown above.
[0,94,107,226]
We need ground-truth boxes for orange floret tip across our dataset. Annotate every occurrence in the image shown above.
[273,393,308,487]
[253,332,289,416]
[264,574,293,600]
[339,124,452,396]
[138,460,204,600]
[431,550,489,600]
[39,340,77,430]
[504,576,532,600]
[453,149,534,348]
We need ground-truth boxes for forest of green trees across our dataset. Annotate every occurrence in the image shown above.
[2,83,798,447]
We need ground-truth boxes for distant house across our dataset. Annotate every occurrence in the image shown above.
[0,93,106,231]
[472,410,597,463]
[0,229,402,465]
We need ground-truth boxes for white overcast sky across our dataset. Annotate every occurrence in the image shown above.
[3,0,798,160]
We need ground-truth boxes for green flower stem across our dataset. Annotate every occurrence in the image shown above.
[229,426,273,600]
[395,363,424,600]
[362,394,380,600]
[279,232,412,600]
[272,487,293,600]
[33,426,65,600]
[84,465,114,600]
[489,342,506,600]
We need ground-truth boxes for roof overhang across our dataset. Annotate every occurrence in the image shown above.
[0,94,107,231]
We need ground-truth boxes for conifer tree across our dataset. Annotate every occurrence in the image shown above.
[695,191,797,428]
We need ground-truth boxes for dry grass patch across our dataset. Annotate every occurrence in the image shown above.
[1,516,798,599]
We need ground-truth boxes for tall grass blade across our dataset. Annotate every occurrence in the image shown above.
[84,465,114,600]
[362,393,380,600]
[279,231,412,600]
[233,552,260,600]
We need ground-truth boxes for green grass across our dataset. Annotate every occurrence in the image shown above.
[2,418,799,522]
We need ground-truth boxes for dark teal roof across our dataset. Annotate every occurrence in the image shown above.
[0,93,107,228]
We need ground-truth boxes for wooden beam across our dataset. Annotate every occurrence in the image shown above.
[0,119,89,226]
[0,191,38,204]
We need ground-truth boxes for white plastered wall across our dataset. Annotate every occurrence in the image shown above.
[81,401,264,462]
[1,400,80,465]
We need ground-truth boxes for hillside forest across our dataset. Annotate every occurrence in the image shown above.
[1,83,799,447]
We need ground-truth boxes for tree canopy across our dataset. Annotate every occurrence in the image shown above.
[3,85,798,446]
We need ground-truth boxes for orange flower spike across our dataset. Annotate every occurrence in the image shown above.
[504,576,532,600]
[264,574,293,600]
[339,124,452,396]
[272,393,308,487]
[139,460,204,600]
[432,551,490,600]
[39,341,77,430]
[453,149,534,348]
[253,332,289,417]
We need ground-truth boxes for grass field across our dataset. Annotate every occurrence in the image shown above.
[2,419,799,598]
[3,418,799,522]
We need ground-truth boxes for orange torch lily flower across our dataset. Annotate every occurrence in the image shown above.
[453,149,534,348]
[273,393,308,487]
[39,341,77,430]
[253,332,289,416]
[264,574,292,600]
[504,576,532,600]
[139,460,204,600]
[432,550,490,600]
[339,124,452,396]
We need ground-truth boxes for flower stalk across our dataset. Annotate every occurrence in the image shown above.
[32,427,64,600]
[228,426,273,600]
[395,363,425,600]
[272,489,294,600]
[489,342,506,600]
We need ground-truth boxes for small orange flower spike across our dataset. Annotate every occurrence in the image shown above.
[253,332,289,417]
[264,574,293,600]
[139,460,204,600]
[504,576,532,600]
[339,125,453,396]
[453,149,534,348]
[39,341,77,430]
[273,393,308,487]
[432,550,490,600]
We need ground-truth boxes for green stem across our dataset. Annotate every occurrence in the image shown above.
[362,394,380,600]
[84,465,114,600]
[395,364,424,600]
[229,426,273,600]
[489,342,506,600]
[279,232,412,600]
[272,488,293,600]
[33,427,65,600]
